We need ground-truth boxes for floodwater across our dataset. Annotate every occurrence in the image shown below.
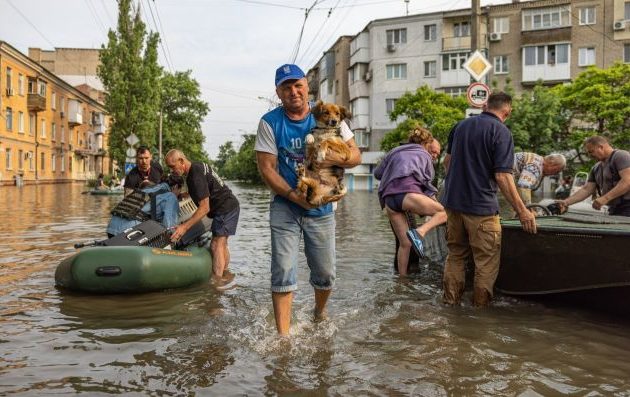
[1,183,629,396]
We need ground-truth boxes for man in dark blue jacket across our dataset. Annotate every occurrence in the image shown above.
[441,92,536,307]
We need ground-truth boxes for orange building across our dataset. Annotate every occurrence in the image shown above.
[0,41,111,186]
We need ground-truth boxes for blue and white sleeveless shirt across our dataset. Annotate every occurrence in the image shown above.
[255,104,353,217]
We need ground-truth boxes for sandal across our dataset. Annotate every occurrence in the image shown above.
[406,229,425,258]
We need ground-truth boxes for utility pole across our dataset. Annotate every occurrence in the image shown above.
[471,0,481,53]
[158,110,163,165]
[405,0,410,16]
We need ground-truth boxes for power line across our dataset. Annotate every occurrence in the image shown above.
[151,0,175,71]
[290,0,323,63]
[85,0,108,38]
[142,0,174,72]
[296,0,342,65]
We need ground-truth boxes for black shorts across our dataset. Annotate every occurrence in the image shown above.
[383,193,407,212]
[211,206,240,236]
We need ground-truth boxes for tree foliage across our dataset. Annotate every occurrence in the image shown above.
[505,83,568,154]
[98,0,162,165]
[218,135,263,183]
[214,141,236,174]
[557,62,630,147]
[380,85,468,152]
[160,71,210,163]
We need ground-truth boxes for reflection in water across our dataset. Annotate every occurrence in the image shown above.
[0,183,629,395]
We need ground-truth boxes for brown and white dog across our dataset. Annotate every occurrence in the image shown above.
[296,100,352,207]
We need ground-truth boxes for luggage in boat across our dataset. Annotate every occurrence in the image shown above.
[101,220,170,248]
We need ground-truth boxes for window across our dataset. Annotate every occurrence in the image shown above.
[5,107,12,131]
[40,152,45,171]
[625,44,630,63]
[386,98,398,114]
[18,149,23,170]
[52,122,56,141]
[442,52,469,71]
[579,47,596,66]
[424,24,436,41]
[18,111,24,133]
[524,44,569,65]
[494,55,509,73]
[38,81,46,97]
[424,61,437,77]
[41,119,46,138]
[386,28,407,45]
[28,152,34,171]
[5,148,12,170]
[5,67,11,92]
[61,154,65,172]
[69,156,72,172]
[52,154,56,172]
[386,64,407,79]
[443,87,466,97]
[522,6,571,30]
[354,130,370,148]
[579,7,595,25]
[626,2,630,20]
[29,114,36,136]
[60,97,65,113]
[18,74,24,95]
[28,79,36,94]
[453,21,470,37]
[52,92,56,110]
[492,17,509,33]
[61,126,65,143]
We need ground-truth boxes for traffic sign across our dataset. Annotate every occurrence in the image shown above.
[125,133,139,146]
[124,162,135,175]
[465,108,483,118]
[126,147,137,158]
[466,82,491,108]
[463,50,492,82]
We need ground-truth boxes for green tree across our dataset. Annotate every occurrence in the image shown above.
[380,85,468,152]
[214,141,236,176]
[98,0,162,165]
[222,135,263,183]
[558,63,630,147]
[160,70,210,162]
[506,83,568,154]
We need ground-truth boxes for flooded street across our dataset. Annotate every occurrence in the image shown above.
[1,183,629,395]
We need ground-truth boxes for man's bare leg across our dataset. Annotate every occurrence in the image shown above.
[314,288,331,322]
[272,291,293,335]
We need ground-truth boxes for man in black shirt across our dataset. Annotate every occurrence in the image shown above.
[165,149,240,284]
[124,146,163,196]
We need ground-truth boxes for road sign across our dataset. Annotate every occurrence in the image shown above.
[126,147,137,158]
[463,50,492,82]
[466,82,491,108]
[125,133,139,146]
[465,108,483,118]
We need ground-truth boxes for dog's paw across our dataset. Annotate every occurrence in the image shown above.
[305,134,315,145]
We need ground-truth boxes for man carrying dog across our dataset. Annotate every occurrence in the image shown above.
[558,136,630,216]
[255,64,361,335]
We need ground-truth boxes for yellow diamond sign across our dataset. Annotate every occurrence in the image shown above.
[463,50,492,81]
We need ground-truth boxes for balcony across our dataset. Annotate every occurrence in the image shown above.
[442,34,486,51]
[27,93,46,112]
[440,69,471,87]
[67,99,83,127]
[522,63,570,84]
[349,80,369,100]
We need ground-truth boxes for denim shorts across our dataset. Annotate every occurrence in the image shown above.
[211,206,240,236]
[269,199,336,293]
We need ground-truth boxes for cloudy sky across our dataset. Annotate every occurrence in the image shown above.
[0,0,511,158]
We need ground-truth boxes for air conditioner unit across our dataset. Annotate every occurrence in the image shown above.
[387,43,397,52]
[489,32,502,42]
[5,88,14,96]
[365,126,372,133]
[60,111,65,118]
[613,20,626,31]
[363,70,372,82]
[25,152,33,159]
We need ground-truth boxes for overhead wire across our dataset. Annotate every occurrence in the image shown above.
[151,0,175,72]
[85,0,108,37]
[290,0,323,63]
[296,0,343,66]
[142,0,175,72]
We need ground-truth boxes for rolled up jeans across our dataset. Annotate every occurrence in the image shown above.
[269,198,336,293]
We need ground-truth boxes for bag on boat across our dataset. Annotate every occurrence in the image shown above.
[100,220,170,248]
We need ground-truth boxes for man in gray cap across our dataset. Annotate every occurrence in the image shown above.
[254,64,361,335]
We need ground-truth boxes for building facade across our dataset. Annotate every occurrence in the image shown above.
[0,41,111,186]
[306,0,629,185]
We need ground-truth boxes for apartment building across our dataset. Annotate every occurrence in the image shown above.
[309,0,628,159]
[0,41,111,186]
[488,0,630,91]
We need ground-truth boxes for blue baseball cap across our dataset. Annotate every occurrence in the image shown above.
[275,64,305,87]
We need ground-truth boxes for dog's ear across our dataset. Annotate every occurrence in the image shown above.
[339,105,352,120]
[312,100,323,119]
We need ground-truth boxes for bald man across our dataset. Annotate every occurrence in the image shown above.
[165,149,240,285]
